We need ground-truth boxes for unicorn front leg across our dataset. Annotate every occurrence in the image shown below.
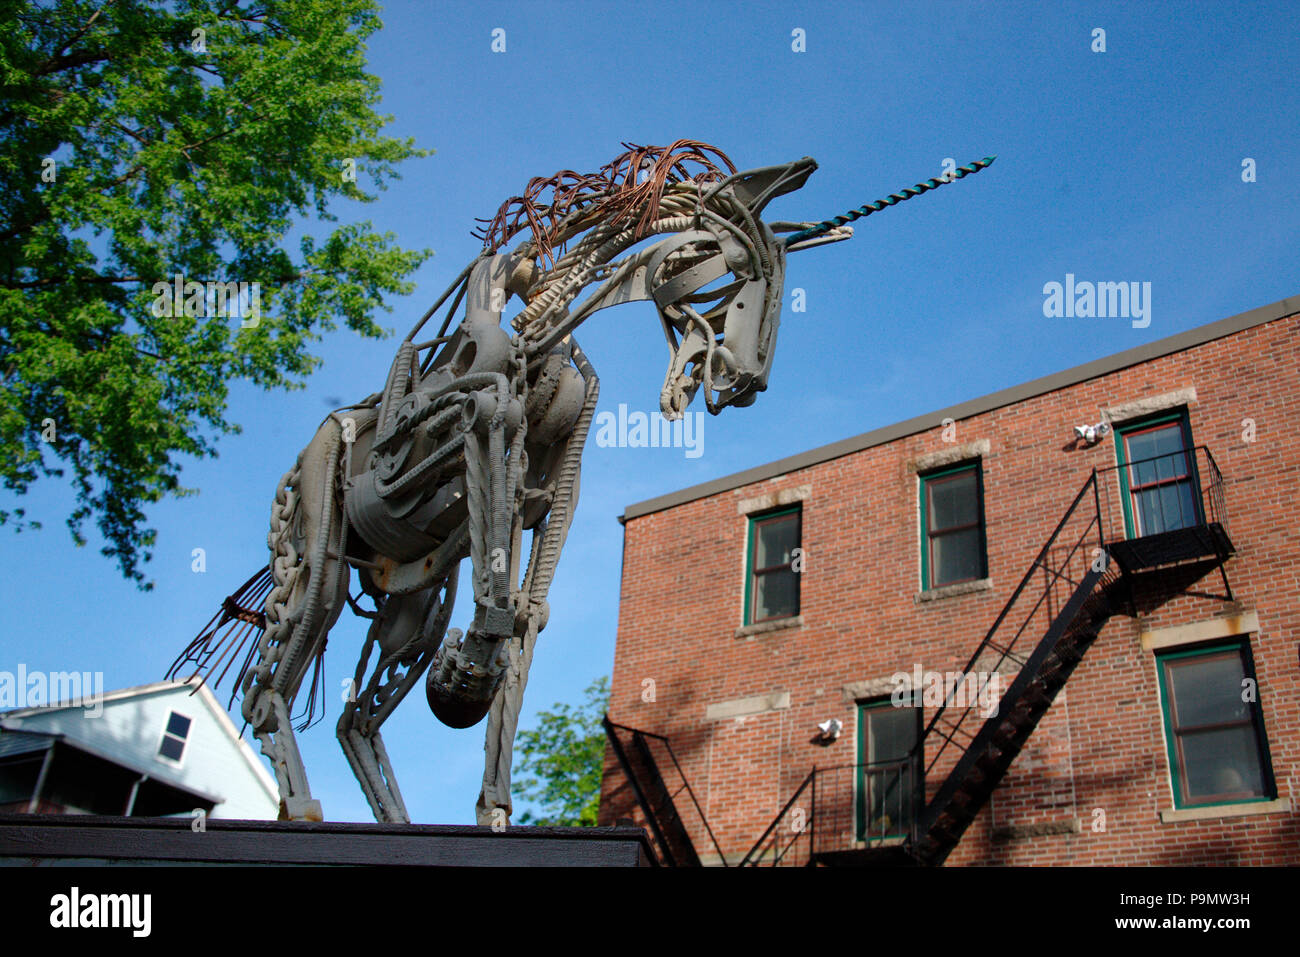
[476,342,600,826]
[425,375,528,730]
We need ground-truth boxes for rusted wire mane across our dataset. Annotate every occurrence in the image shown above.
[473,139,736,266]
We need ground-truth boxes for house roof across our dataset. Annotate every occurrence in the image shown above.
[0,726,222,804]
[620,293,1300,522]
[0,678,277,802]
[0,729,57,759]
[0,678,196,719]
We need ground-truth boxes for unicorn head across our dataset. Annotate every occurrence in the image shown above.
[467,140,851,420]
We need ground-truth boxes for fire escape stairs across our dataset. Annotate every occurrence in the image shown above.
[744,447,1233,866]
[602,717,726,866]
[907,563,1118,865]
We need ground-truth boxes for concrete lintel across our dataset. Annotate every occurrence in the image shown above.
[1140,611,1259,652]
[705,691,791,721]
[1103,387,1197,425]
[910,439,991,474]
[736,485,812,515]
[991,819,1081,842]
[841,677,904,703]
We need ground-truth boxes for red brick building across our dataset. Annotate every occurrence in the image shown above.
[599,295,1299,866]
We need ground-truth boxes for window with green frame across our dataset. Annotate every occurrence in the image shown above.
[743,505,801,625]
[1156,639,1276,809]
[919,461,987,590]
[856,697,921,842]
[1114,409,1202,538]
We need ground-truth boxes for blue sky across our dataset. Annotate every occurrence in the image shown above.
[2,0,1297,825]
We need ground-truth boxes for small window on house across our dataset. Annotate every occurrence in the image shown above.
[1115,410,1201,537]
[1156,640,1275,809]
[745,506,801,624]
[920,462,987,589]
[158,711,192,764]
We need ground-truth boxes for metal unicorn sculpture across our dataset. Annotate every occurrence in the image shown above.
[170,141,994,824]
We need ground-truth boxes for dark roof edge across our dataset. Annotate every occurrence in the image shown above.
[620,293,1299,523]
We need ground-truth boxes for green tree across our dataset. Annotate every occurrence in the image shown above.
[513,676,610,826]
[0,0,432,587]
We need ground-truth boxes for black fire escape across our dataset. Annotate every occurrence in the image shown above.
[601,718,729,866]
[742,446,1233,866]
[605,447,1234,866]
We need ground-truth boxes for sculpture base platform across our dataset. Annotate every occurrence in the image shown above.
[0,813,655,867]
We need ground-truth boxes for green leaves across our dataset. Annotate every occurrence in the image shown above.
[0,0,433,586]
[513,676,610,827]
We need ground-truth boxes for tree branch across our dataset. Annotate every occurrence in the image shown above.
[2,274,142,289]
[2,271,308,290]
[33,2,111,77]
[35,50,111,77]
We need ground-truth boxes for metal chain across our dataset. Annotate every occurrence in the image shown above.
[241,459,302,728]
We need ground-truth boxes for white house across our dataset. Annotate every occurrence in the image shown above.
[0,679,278,819]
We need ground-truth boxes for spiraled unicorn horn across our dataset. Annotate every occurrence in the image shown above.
[784,155,996,248]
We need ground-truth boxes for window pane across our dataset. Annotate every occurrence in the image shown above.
[755,514,798,569]
[868,707,917,763]
[1133,480,1198,534]
[1132,487,1161,532]
[1126,423,1185,465]
[1168,654,1249,727]
[1127,459,1155,488]
[159,734,186,761]
[166,712,191,738]
[1181,727,1266,800]
[754,568,798,620]
[1154,449,1190,482]
[928,470,977,531]
[932,527,982,585]
[1127,425,1190,489]
[1158,481,1198,530]
[864,767,912,834]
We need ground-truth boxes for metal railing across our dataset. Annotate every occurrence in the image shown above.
[603,718,728,866]
[741,759,921,866]
[1094,444,1228,544]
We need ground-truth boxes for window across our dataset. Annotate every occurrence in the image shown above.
[857,698,921,841]
[744,506,800,624]
[1116,411,1201,537]
[1156,641,1275,809]
[157,711,192,764]
[920,462,987,589]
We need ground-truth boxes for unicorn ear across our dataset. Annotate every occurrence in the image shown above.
[723,157,819,217]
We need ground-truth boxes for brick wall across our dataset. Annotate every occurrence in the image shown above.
[599,309,1300,866]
